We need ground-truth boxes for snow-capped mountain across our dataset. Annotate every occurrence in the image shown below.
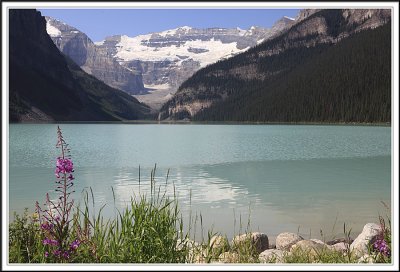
[97,17,294,108]
[100,26,265,68]
[45,15,295,109]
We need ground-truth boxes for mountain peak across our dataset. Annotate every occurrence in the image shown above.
[179,26,192,30]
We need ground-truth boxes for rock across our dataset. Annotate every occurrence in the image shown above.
[232,232,269,254]
[259,249,286,263]
[331,242,349,253]
[209,235,229,252]
[290,240,329,258]
[276,232,303,250]
[350,223,382,258]
[218,252,240,263]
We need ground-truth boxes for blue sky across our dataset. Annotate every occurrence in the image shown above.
[39,9,300,42]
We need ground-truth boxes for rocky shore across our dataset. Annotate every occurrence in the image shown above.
[177,222,386,264]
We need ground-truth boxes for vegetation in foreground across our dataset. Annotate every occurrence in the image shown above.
[8,127,391,264]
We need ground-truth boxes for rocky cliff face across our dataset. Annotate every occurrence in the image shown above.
[9,9,150,122]
[160,9,391,120]
[45,17,145,94]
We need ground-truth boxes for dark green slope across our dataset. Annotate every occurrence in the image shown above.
[161,9,391,123]
[194,23,391,123]
[9,9,150,122]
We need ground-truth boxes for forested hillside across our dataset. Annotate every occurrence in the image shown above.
[160,9,391,123]
[194,23,390,122]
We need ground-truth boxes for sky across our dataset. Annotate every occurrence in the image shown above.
[39,9,301,42]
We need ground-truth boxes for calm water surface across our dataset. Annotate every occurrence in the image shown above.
[9,124,391,241]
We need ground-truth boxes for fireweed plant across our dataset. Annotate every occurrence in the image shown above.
[371,215,391,263]
[35,126,80,261]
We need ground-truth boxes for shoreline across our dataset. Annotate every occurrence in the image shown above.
[9,120,391,127]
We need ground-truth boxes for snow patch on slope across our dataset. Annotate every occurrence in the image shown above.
[115,33,247,67]
[46,21,61,37]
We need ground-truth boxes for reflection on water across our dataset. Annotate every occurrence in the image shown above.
[10,155,390,241]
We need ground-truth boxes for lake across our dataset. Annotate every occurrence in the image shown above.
[8,123,391,242]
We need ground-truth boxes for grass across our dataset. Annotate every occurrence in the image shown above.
[8,167,261,264]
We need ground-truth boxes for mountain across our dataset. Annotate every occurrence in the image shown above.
[95,17,295,109]
[45,16,145,94]
[159,9,391,123]
[9,9,151,122]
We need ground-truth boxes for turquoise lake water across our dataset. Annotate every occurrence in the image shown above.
[8,124,391,241]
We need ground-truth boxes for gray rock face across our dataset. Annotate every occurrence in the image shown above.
[45,17,145,94]
[296,9,322,22]
[350,223,382,258]
[276,232,304,250]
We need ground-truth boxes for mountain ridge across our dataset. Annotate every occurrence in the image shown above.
[10,9,151,122]
[159,8,391,123]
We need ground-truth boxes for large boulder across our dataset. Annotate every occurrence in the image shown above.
[232,232,269,254]
[259,249,286,263]
[350,223,382,258]
[276,232,304,250]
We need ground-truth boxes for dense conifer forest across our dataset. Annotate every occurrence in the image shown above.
[161,14,391,123]
[197,24,390,122]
